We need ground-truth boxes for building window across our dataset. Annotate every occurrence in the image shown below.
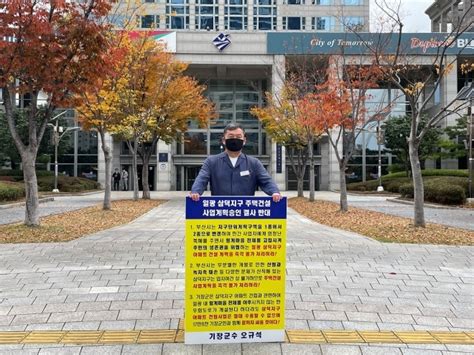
[225,0,248,30]
[144,0,155,3]
[313,0,333,4]
[166,0,190,29]
[312,16,334,31]
[253,0,277,30]
[341,16,364,30]
[284,0,304,4]
[195,0,219,30]
[283,17,305,30]
[141,15,159,28]
[343,0,363,5]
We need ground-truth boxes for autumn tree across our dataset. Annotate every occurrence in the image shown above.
[364,0,474,226]
[301,60,389,211]
[76,33,127,210]
[252,83,323,198]
[110,35,214,200]
[135,60,214,200]
[0,0,115,226]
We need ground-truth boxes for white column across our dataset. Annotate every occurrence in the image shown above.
[218,0,225,31]
[441,56,459,169]
[328,129,342,191]
[327,55,342,191]
[189,0,196,31]
[319,136,329,190]
[156,139,173,191]
[271,55,286,191]
[97,132,114,188]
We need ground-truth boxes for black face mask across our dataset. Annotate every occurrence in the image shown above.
[224,138,244,152]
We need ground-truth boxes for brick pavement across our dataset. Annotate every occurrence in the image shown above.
[0,195,473,354]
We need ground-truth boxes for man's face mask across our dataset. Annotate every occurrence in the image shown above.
[224,138,244,152]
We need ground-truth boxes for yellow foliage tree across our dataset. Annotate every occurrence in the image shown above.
[110,34,215,199]
[76,32,128,210]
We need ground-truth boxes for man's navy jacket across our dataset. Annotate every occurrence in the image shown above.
[191,152,280,196]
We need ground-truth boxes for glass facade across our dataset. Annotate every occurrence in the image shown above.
[224,0,248,30]
[141,14,159,28]
[136,0,368,32]
[175,79,268,190]
[341,16,364,30]
[166,0,190,29]
[314,0,333,4]
[177,79,266,155]
[312,16,335,31]
[343,0,363,5]
[195,0,219,30]
[283,17,306,30]
[346,89,406,182]
[253,0,277,31]
[49,110,99,181]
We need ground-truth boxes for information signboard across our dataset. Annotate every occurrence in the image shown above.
[185,196,287,344]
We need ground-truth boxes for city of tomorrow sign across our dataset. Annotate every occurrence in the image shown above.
[267,32,474,55]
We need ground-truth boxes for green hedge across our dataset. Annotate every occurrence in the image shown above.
[385,169,468,179]
[348,177,412,193]
[399,178,467,205]
[0,169,54,177]
[348,170,468,193]
[0,181,25,202]
[37,176,100,192]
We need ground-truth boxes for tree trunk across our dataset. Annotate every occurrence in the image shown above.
[139,136,158,200]
[308,136,315,202]
[142,162,150,200]
[408,139,425,227]
[339,166,348,212]
[22,152,40,226]
[127,140,139,201]
[288,147,306,198]
[99,131,112,210]
[405,152,410,177]
[297,177,304,197]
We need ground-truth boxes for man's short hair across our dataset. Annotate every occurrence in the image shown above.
[223,123,246,136]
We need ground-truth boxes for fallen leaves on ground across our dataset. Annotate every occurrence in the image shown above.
[0,199,164,244]
[289,197,474,246]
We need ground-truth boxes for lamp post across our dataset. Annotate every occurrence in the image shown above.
[469,97,473,200]
[456,83,474,201]
[47,120,79,193]
[376,120,384,192]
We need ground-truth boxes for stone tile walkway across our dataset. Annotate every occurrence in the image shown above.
[2,191,473,231]
[0,195,473,354]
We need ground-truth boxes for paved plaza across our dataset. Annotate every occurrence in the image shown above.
[0,194,473,354]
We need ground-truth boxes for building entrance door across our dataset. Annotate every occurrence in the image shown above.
[184,166,201,191]
[176,166,202,191]
[137,165,155,191]
[286,165,320,191]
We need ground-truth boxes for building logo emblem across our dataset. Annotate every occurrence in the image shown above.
[213,33,231,52]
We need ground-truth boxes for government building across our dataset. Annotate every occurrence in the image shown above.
[24,0,473,192]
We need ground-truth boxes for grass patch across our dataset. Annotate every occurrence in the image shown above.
[288,197,474,246]
[0,199,164,244]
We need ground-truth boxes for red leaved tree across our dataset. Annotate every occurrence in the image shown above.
[300,60,389,211]
[0,0,116,226]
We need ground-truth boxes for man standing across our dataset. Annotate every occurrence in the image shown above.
[112,168,121,191]
[121,169,129,191]
[190,123,282,202]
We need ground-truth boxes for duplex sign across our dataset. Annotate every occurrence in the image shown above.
[267,32,474,55]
